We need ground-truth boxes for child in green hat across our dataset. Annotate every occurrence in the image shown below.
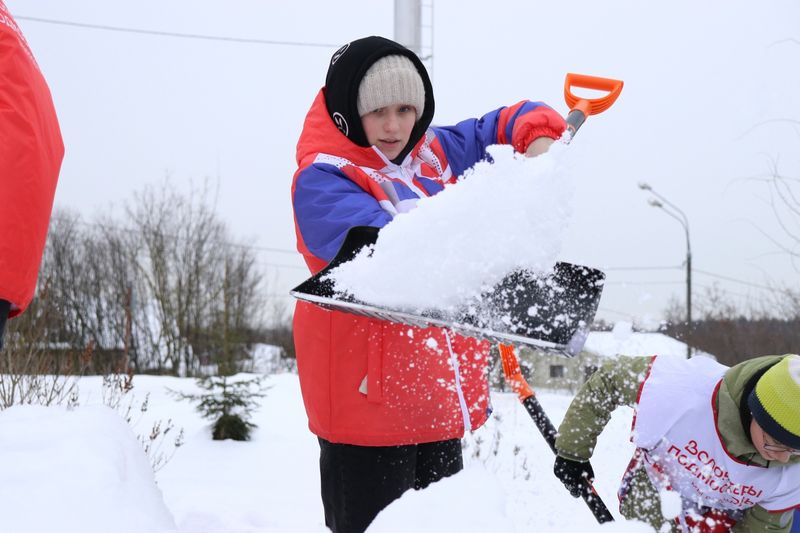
[554,354,800,532]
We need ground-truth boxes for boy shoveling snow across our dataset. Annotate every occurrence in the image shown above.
[291,35,566,533]
[554,353,800,532]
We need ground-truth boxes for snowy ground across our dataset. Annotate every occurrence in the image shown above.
[0,371,660,533]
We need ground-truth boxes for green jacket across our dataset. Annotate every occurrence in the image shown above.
[555,354,799,532]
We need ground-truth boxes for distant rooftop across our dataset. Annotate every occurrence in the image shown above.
[583,330,715,360]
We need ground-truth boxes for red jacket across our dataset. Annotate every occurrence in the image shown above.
[0,4,63,316]
[292,89,565,446]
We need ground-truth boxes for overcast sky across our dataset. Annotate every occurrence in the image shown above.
[7,0,800,327]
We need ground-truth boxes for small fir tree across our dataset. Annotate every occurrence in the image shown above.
[176,375,266,441]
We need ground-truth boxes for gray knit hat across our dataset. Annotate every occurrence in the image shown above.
[356,55,425,118]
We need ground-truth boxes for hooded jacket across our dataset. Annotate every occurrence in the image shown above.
[291,45,566,445]
[0,3,63,317]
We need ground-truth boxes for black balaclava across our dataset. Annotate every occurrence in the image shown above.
[324,36,435,164]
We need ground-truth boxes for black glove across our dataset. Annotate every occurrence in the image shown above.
[554,456,594,498]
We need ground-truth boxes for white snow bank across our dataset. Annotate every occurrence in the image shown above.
[367,466,514,532]
[0,404,176,533]
[0,373,687,532]
[330,142,574,310]
[370,391,654,533]
[370,438,653,533]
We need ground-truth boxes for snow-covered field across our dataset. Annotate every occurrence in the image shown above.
[0,371,657,533]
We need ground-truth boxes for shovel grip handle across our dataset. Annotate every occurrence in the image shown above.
[564,73,624,116]
[561,73,623,138]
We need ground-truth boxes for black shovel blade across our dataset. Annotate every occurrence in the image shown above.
[290,226,605,357]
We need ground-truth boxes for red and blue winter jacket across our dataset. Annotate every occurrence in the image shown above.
[291,88,565,446]
[0,3,63,317]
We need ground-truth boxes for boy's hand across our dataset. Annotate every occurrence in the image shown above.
[554,456,595,498]
[525,136,554,157]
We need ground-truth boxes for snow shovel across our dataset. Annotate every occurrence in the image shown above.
[289,74,612,354]
[291,233,604,356]
[290,73,621,356]
[499,343,615,523]
[497,72,623,524]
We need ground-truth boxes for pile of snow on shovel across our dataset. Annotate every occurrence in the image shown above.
[330,142,575,311]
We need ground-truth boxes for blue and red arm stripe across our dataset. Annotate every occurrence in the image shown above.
[293,164,393,266]
[432,101,565,177]
[496,101,538,145]
[430,110,503,178]
[498,101,566,152]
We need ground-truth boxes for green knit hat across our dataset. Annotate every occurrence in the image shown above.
[748,355,800,449]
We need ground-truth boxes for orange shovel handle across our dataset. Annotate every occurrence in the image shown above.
[564,73,624,115]
[498,342,615,523]
[499,343,534,400]
[563,73,624,136]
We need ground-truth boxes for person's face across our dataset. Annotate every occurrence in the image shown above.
[360,104,417,160]
[750,418,799,464]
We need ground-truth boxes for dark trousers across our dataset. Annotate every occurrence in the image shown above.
[0,299,10,350]
[318,437,463,533]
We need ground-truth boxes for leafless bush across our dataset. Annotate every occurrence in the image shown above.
[101,371,184,472]
[0,283,89,409]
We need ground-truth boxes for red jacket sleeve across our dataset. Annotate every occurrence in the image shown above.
[0,3,64,317]
[497,101,566,154]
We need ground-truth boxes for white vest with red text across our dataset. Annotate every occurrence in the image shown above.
[633,355,800,512]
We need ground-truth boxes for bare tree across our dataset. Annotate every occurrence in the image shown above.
[125,180,266,376]
[24,210,133,374]
[3,180,272,381]
[126,181,220,374]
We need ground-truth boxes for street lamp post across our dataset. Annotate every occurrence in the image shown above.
[639,182,692,358]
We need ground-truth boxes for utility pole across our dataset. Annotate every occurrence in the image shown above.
[394,0,422,56]
[394,0,434,76]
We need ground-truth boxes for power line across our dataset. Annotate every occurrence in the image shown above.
[247,244,297,256]
[72,219,312,275]
[693,269,787,293]
[694,282,756,301]
[258,261,307,271]
[15,15,341,48]
[604,265,681,271]
[596,306,639,319]
[604,280,684,286]
[601,266,789,295]
[71,218,302,261]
